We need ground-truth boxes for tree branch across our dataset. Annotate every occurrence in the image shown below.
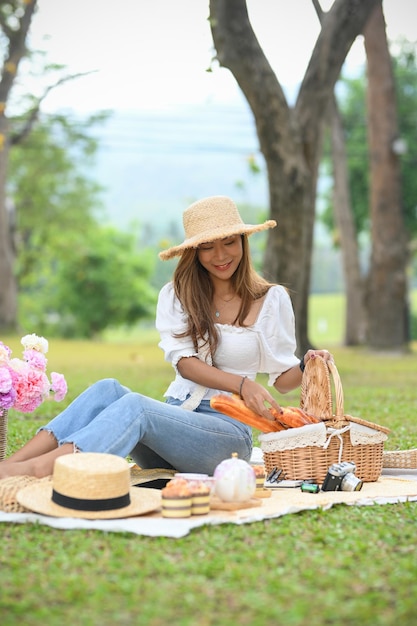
[0,0,37,104]
[11,70,97,146]
[295,0,381,167]
[311,0,324,21]
[297,0,381,117]
[209,0,292,155]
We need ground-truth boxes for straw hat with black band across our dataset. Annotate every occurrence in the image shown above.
[159,196,277,261]
[17,453,161,519]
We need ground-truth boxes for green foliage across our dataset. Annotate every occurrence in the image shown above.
[53,227,157,338]
[8,110,107,303]
[320,39,417,244]
[8,106,157,337]
[9,111,107,254]
[392,39,417,234]
[18,227,157,339]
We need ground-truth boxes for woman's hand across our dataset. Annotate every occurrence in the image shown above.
[273,349,334,395]
[301,349,334,369]
[239,377,283,420]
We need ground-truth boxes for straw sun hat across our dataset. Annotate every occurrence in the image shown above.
[17,453,161,519]
[159,195,277,260]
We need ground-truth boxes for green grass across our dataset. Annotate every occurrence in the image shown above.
[2,302,417,625]
[309,292,346,345]
[308,289,417,346]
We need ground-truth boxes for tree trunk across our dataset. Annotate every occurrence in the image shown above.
[0,0,37,330]
[209,0,380,354]
[364,4,409,350]
[0,132,16,331]
[329,97,367,345]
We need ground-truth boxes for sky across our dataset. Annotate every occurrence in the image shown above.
[27,0,417,114]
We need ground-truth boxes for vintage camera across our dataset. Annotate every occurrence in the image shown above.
[321,461,363,492]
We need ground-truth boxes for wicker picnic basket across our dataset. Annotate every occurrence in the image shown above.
[382,448,417,469]
[260,356,390,483]
[0,409,7,461]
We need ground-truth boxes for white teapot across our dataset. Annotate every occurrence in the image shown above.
[213,453,256,502]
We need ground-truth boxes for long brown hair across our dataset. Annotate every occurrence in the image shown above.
[172,235,274,358]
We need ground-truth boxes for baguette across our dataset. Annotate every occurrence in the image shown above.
[210,394,321,433]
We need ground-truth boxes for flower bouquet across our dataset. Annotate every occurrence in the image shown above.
[0,334,68,460]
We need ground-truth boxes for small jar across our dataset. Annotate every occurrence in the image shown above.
[213,453,256,502]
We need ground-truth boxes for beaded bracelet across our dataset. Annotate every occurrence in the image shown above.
[239,376,247,399]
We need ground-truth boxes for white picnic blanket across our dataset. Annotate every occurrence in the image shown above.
[1,466,416,538]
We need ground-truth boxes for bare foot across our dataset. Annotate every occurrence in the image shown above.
[0,430,58,465]
[0,459,37,479]
[0,444,73,480]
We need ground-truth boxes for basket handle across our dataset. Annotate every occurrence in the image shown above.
[300,355,345,421]
[326,359,344,420]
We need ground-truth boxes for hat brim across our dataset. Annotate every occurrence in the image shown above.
[159,220,277,261]
[17,482,161,520]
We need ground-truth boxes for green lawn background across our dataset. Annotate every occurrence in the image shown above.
[1,292,417,625]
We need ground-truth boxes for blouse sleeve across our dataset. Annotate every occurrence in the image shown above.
[155,282,198,370]
[257,285,300,386]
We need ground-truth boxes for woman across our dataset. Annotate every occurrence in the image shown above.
[0,196,332,479]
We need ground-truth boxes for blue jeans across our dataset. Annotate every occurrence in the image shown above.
[40,378,252,474]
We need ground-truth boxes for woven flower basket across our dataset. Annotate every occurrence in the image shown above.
[0,408,8,462]
[260,357,390,483]
[0,475,51,513]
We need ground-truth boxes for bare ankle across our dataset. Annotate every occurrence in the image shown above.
[0,460,35,479]
[31,443,75,478]
[0,444,75,479]
[4,430,58,464]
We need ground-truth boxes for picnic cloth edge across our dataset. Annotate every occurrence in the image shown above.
[1,471,417,538]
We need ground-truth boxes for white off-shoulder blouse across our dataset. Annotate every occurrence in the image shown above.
[155,282,299,402]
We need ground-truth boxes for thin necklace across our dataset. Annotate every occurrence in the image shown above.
[214,294,235,319]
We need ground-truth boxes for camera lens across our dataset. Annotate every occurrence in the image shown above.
[341,472,363,492]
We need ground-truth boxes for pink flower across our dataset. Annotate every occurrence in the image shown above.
[0,342,11,364]
[8,360,50,413]
[50,372,68,402]
[0,388,16,410]
[0,366,12,393]
[23,348,47,371]
[0,334,68,413]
